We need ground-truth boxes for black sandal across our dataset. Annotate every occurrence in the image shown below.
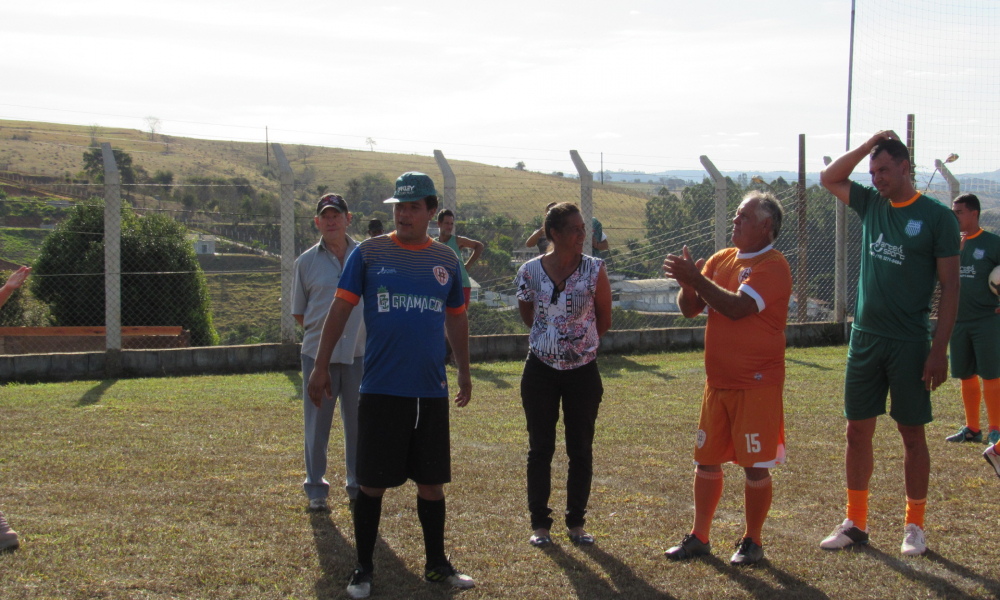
[569,532,595,545]
[529,533,552,547]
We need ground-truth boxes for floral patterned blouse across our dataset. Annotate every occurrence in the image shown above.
[514,254,604,370]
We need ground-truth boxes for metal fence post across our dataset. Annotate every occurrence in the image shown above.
[699,155,728,253]
[936,159,960,201]
[906,114,916,185]
[569,151,593,254]
[832,157,847,334]
[101,143,122,376]
[797,134,808,323]
[434,150,457,213]
[271,143,297,360]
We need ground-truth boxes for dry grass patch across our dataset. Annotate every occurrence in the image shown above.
[2,347,999,598]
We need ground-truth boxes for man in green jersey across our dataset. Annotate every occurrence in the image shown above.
[946,194,1000,447]
[436,209,483,308]
[818,131,960,557]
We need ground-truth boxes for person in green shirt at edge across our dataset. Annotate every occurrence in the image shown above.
[436,210,484,309]
[946,194,1000,447]
[818,130,960,558]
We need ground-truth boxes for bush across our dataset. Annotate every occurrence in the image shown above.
[31,200,219,345]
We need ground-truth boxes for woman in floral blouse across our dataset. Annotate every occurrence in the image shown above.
[514,203,612,547]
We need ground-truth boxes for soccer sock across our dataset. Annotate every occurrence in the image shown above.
[691,468,724,544]
[846,488,869,531]
[417,495,447,569]
[962,376,983,431]
[353,490,383,571]
[743,476,773,546]
[905,497,927,529]
[983,378,1000,431]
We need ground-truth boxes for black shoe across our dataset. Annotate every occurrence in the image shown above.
[425,561,475,589]
[346,565,373,599]
[730,537,764,565]
[664,533,711,560]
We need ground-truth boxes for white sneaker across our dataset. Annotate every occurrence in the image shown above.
[308,497,328,512]
[901,523,926,556]
[425,562,475,590]
[0,510,19,551]
[984,445,1000,479]
[346,566,373,599]
[819,519,869,549]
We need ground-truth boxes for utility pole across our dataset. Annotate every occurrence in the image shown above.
[266,126,270,166]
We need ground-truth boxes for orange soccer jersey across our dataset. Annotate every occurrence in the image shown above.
[702,247,792,389]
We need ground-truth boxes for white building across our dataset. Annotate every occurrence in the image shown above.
[188,234,217,255]
[611,278,681,312]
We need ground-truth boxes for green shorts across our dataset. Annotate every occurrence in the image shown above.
[844,329,932,426]
[950,316,1000,380]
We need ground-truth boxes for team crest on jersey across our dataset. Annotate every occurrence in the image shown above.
[974,248,985,260]
[738,267,752,284]
[377,286,390,312]
[695,429,707,449]
[433,266,449,286]
[905,220,923,237]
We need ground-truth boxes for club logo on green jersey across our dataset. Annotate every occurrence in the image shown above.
[974,248,985,260]
[905,220,923,237]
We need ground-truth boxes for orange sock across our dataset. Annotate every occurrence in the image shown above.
[961,376,982,431]
[743,476,773,545]
[983,378,1000,431]
[691,468,724,544]
[846,488,869,531]
[905,497,926,529]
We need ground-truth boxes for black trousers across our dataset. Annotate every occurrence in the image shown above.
[520,351,603,531]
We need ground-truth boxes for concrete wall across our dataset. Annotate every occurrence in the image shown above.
[0,321,846,383]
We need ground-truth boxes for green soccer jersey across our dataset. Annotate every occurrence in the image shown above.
[957,228,1000,322]
[849,182,961,341]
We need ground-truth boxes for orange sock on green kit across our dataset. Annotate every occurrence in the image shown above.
[962,376,982,431]
[983,378,1000,431]
[846,488,869,531]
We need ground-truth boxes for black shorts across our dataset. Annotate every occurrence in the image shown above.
[356,393,452,488]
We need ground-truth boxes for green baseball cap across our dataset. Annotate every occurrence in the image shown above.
[384,172,438,203]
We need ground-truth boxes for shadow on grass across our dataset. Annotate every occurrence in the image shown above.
[470,365,514,390]
[924,551,1000,597]
[541,543,675,599]
[704,554,830,599]
[310,511,447,599]
[580,545,678,599]
[284,369,303,400]
[858,546,987,600]
[77,379,117,407]
[786,358,834,372]
[599,356,677,382]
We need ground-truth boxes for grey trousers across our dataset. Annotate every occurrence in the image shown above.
[302,355,364,501]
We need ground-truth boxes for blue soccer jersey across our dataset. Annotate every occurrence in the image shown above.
[335,232,466,397]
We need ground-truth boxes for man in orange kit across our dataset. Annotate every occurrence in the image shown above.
[662,191,791,566]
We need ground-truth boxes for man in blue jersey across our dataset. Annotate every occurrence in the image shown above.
[307,172,473,599]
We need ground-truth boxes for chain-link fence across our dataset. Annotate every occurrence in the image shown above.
[0,133,971,355]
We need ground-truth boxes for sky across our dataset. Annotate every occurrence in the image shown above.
[2,1,996,177]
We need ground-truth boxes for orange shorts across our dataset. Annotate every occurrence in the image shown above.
[693,383,785,468]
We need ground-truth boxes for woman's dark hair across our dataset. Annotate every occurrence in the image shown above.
[543,202,581,242]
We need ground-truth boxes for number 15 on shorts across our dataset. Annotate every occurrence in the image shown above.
[745,433,761,453]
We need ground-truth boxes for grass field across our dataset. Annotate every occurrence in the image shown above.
[2,346,999,599]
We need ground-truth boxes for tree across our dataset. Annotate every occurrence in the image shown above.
[88,123,100,147]
[82,148,136,185]
[365,137,377,152]
[296,145,316,164]
[514,161,526,171]
[316,184,329,196]
[345,172,394,217]
[31,200,219,346]
[144,116,161,141]
[152,169,174,195]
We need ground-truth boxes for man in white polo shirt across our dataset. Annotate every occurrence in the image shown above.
[293,193,366,512]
